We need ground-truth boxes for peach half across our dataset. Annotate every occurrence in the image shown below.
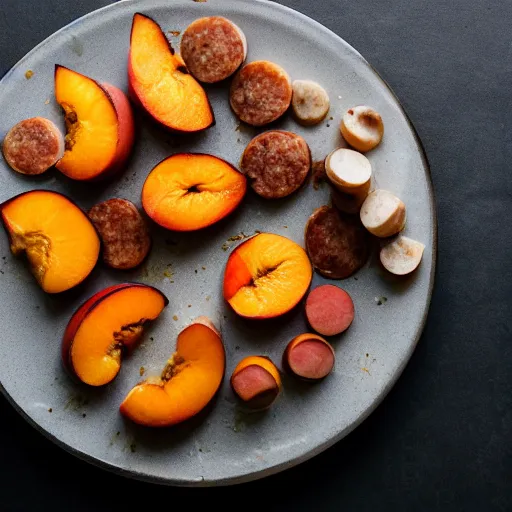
[0,190,100,293]
[223,233,312,319]
[231,356,281,410]
[142,153,246,231]
[62,284,168,386]
[129,13,214,133]
[120,317,225,427]
[55,65,134,180]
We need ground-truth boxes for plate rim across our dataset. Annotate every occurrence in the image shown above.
[0,0,437,487]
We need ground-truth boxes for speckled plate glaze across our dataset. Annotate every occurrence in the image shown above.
[0,0,436,486]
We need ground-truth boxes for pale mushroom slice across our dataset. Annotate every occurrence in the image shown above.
[380,235,425,275]
[360,189,406,237]
[325,148,372,196]
[292,80,330,125]
[341,105,384,152]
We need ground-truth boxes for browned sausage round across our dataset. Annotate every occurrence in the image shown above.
[2,117,64,175]
[305,205,370,279]
[88,198,151,270]
[230,61,292,126]
[240,130,311,199]
[180,16,247,83]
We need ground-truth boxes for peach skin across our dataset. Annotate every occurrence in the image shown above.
[129,13,214,133]
[231,356,281,410]
[62,283,168,386]
[0,190,100,293]
[54,65,134,180]
[142,153,246,231]
[120,317,225,427]
[223,233,312,319]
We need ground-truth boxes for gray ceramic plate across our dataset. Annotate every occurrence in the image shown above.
[0,0,436,486]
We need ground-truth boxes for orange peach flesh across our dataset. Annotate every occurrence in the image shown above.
[142,153,246,231]
[223,233,312,319]
[0,190,100,293]
[69,286,167,386]
[55,66,119,180]
[231,356,281,409]
[120,319,225,427]
[129,13,214,133]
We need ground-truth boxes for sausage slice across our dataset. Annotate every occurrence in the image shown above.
[88,198,151,270]
[180,16,247,83]
[241,130,311,199]
[230,61,292,126]
[2,117,64,175]
[305,206,370,279]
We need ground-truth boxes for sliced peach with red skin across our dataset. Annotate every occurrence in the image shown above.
[120,317,225,427]
[142,153,246,231]
[283,333,335,381]
[231,356,281,410]
[62,284,168,386]
[223,233,312,319]
[0,190,100,293]
[129,13,214,133]
[55,65,134,180]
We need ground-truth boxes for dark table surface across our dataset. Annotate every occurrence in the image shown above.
[1,0,511,510]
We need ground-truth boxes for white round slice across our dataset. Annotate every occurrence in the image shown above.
[292,80,330,125]
[341,105,384,152]
[380,235,425,275]
[360,189,406,238]
[325,148,372,196]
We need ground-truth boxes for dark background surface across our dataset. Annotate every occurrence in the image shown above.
[0,0,510,510]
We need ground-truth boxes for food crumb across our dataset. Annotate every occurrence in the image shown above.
[130,443,136,453]
[150,337,154,341]
[254,229,261,234]
[139,366,145,376]
[116,431,121,436]
[0,270,4,275]
[168,30,181,36]
[198,448,203,453]
[362,367,371,375]
[326,124,330,127]
[45,99,50,105]
[48,408,52,413]
[375,296,388,306]
[188,304,192,308]
[195,269,198,273]
[82,413,86,418]
[206,296,211,301]
[312,160,327,190]
[366,353,369,358]
[329,116,334,120]
[25,70,34,79]
[202,266,206,270]
[235,345,240,350]
[173,315,178,321]
[283,225,288,229]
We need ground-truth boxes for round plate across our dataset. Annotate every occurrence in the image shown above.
[0,0,436,486]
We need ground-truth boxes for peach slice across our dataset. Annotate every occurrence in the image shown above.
[223,233,312,319]
[54,65,134,180]
[142,153,246,231]
[62,284,168,386]
[283,333,335,381]
[231,356,281,410]
[0,190,100,293]
[120,317,225,427]
[129,13,214,133]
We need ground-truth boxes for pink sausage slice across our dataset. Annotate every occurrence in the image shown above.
[231,364,279,409]
[306,285,355,336]
[287,340,334,380]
